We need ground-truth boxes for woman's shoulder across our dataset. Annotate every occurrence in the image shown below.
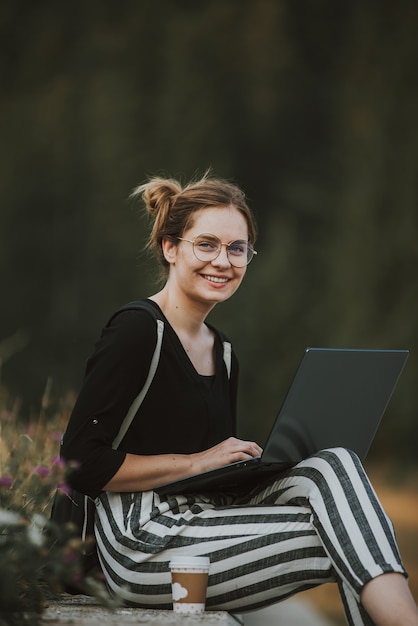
[98,299,162,354]
[107,298,163,326]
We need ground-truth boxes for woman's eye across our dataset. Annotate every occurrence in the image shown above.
[229,242,247,255]
[197,240,217,251]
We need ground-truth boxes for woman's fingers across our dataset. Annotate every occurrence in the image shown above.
[192,437,263,474]
[208,437,262,465]
[225,437,263,458]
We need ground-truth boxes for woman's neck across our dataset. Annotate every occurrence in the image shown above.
[149,289,216,376]
[148,287,214,337]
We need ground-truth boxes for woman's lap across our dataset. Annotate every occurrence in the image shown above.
[94,448,406,613]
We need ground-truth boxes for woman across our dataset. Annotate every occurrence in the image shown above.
[61,173,418,625]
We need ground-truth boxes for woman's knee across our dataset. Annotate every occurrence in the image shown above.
[298,447,365,490]
[311,446,362,469]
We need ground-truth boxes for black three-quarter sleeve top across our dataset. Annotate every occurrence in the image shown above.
[61,299,239,499]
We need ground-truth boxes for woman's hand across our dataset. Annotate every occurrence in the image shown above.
[191,437,263,475]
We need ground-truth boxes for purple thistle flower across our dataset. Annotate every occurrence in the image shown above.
[58,482,72,496]
[33,465,51,478]
[0,475,13,488]
[52,455,65,468]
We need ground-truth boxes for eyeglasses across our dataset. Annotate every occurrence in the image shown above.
[177,233,257,267]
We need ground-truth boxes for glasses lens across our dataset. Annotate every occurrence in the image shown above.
[227,240,253,267]
[193,235,221,261]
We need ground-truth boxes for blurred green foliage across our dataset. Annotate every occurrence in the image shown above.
[0,0,417,461]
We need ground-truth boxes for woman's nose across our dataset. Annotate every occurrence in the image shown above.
[211,244,231,267]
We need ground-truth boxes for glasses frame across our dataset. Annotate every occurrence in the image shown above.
[177,233,257,267]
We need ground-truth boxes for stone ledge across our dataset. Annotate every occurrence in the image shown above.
[42,594,243,625]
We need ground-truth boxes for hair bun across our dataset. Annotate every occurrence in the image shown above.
[132,177,181,219]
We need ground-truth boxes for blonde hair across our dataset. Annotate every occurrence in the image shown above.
[131,172,257,277]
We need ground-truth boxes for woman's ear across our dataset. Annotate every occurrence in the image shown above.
[161,238,177,265]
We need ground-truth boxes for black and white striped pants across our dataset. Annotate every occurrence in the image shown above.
[95,448,407,625]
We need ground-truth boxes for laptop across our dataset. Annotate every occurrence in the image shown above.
[156,348,409,496]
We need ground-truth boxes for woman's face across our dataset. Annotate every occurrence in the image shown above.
[163,205,249,308]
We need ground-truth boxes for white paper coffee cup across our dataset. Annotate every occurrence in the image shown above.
[169,555,210,614]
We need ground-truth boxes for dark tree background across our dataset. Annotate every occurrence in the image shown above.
[1,0,417,462]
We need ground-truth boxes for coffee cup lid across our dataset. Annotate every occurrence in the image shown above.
[169,555,210,569]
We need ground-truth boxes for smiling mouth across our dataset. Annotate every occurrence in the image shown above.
[202,274,229,284]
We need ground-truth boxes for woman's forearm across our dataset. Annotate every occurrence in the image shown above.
[102,437,262,493]
[102,452,196,492]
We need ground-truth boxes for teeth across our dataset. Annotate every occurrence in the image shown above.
[204,275,229,283]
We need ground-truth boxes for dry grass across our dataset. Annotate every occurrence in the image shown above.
[0,386,105,621]
[0,384,75,516]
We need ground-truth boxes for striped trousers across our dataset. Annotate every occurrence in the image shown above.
[95,448,407,625]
